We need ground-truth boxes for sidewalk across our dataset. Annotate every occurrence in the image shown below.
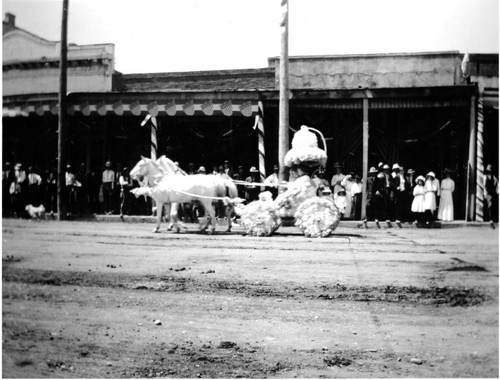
[45,213,497,229]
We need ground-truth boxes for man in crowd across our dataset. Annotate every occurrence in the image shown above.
[102,161,115,215]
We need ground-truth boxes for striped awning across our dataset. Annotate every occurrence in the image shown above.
[3,98,259,118]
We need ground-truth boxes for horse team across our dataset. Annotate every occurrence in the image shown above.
[129,156,240,234]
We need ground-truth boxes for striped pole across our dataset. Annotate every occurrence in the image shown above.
[151,116,157,160]
[475,98,484,221]
[257,101,266,183]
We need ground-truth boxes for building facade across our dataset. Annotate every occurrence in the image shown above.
[3,13,498,220]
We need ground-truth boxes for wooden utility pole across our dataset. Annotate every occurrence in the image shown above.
[361,98,369,220]
[278,0,289,182]
[57,0,69,220]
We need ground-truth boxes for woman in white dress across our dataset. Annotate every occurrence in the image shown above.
[411,176,426,223]
[424,171,440,222]
[437,170,455,221]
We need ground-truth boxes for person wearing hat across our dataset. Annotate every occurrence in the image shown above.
[391,163,406,223]
[365,166,378,221]
[3,162,14,217]
[312,167,331,197]
[245,166,261,202]
[483,163,498,222]
[411,175,427,223]
[223,160,234,179]
[10,163,26,217]
[264,164,280,199]
[197,166,206,174]
[119,166,133,217]
[27,166,42,207]
[424,171,440,222]
[372,164,392,222]
[350,174,363,220]
[65,164,77,215]
[334,189,348,218]
[330,163,346,196]
[437,169,455,222]
[102,161,115,215]
[404,168,416,221]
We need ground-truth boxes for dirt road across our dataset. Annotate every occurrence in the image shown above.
[2,219,498,378]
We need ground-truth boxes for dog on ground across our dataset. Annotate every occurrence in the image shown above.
[25,204,46,220]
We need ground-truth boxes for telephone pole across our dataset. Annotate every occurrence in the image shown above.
[57,0,69,220]
[278,0,289,182]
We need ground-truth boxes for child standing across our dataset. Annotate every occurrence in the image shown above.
[334,189,348,219]
[411,175,426,223]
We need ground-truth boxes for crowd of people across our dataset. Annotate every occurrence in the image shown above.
[1,161,149,218]
[3,158,498,223]
[315,161,499,223]
[1,159,271,220]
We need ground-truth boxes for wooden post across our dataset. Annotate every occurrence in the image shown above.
[465,94,477,221]
[57,0,69,221]
[278,0,289,182]
[361,98,369,221]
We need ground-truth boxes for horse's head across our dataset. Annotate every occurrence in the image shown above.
[130,156,153,180]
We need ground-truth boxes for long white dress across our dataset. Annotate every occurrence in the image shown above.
[424,178,440,211]
[437,178,454,221]
[411,185,426,212]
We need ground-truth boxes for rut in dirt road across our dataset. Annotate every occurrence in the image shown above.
[2,266,490,307]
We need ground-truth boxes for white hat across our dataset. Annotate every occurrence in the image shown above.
[426,171,435,178]
[416,175,425,182]
[249,166,258,173]
[105,161,112,167]
[485,164,493,172]
[197,166,206,173]
[369,167,377,173]
[392,163,400,170]
[383,164,390,169]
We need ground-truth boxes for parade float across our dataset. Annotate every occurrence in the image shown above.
[236,125,341,237]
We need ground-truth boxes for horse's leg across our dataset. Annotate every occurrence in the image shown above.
[165,203,174,231]
[225,203,234,232]
[153,200,163,233]
[169,203,181,233]
[200,200,216,234]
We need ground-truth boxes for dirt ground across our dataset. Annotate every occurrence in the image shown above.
[2,218,499,378]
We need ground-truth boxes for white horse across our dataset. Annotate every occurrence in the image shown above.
[130,157,239,233]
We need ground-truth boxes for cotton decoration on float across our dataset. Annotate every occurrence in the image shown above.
[284,125,327,168]
[277,125,340,237]
[274,175,317,219]
[295,197,341,238]
[235,191,281,236]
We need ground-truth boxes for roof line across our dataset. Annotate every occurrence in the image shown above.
[268,50,463,61]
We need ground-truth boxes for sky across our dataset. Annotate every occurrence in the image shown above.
[2,0,499,74]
